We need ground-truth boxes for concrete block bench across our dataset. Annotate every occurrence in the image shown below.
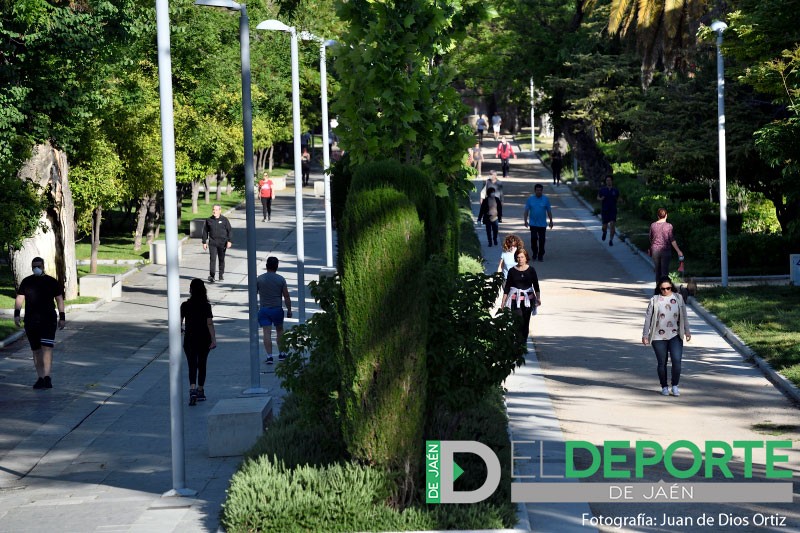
[207,396,272,457]
[149,240,182,266]
[79,274,122,302]
[314,181,325,197]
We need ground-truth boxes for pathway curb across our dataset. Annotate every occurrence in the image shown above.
[689,298,800,405]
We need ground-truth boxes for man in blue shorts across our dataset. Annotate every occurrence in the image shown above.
[14,257,66,389]
[598,175,620,246]
[256,256,292,364]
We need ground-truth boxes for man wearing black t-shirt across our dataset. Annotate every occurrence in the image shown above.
[14,257,66,389]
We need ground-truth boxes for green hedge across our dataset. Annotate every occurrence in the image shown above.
[340,186,428,485]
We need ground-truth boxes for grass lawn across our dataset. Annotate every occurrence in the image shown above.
[696,286,800,388]
[0,318,17,339]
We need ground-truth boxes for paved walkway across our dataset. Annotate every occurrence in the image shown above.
[474,138,800,532]
[0,175,331,531]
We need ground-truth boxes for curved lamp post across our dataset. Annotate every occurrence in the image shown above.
[256,19,306,321]
[711,20,729,287]
[195,0,266,394]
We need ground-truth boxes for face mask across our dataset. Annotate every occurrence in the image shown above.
[32,267,43,276]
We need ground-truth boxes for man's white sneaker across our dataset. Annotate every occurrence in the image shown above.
[672,385,680,396]
[661,387,670,396]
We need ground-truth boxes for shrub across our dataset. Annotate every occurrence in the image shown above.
[278,276,345,434]
[340,186,428,493]
[458,253,484,274]
[426,256,525,412]
[220,457,434,532]
[244,395,346,468]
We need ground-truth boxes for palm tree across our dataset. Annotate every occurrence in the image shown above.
[608,0,707,87]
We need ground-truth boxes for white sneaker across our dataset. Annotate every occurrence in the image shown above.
[661,387,670,396]
[672,385,680,397]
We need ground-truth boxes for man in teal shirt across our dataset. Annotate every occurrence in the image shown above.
[523,184,554,261]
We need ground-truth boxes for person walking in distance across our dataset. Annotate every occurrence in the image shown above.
[500,248,541,345]
[476,115,487,144]
[523,184,554,261]
[551,150,563,185]
[14,257,65,389]
[470,142,483,178]
[477,187,503,247]
[642,276,691,397]
[301,148,311,187]
[258,172,274,221]
[256,256,292,365]
[598,175,620,246]
[491,112,502,140]
[485,170,504,204]
[498,234,525,279]
[181,278,216,405]
[202,204,233,283]
[495,137,517,178]
[649,208,684,293]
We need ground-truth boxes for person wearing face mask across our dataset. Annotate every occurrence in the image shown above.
[14,257,66,389]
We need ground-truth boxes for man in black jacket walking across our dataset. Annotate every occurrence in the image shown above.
[202,205,233,283]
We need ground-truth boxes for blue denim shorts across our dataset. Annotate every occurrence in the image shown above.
[258,306,284,327]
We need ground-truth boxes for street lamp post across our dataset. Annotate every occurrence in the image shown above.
[299,31,335,268]
[530,78,535,153]
[712,20,729,287]
[155,0,195,496]
[195,0,266,393]
[257,19,306,321]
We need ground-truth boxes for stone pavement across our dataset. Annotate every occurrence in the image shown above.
[0,174,331,532]
[474,138,800,532]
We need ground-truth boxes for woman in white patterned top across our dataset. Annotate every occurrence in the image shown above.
[642,276,691,397]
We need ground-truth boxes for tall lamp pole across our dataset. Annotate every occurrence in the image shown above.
[712,20,729,287]
[155,0,194,496]
[530,78,536,153]
[300,32,335,268]
[195,0,266,393]
[257,19,306,321]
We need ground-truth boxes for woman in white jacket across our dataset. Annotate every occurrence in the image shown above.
[642,276,691,397]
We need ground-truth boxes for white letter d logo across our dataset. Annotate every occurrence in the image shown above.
[440,441,501,503]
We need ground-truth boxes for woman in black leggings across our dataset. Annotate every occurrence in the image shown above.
[180,278,217,405]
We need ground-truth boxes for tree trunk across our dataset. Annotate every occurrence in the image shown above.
[562,118,613,186]
[11,142,78,300]
[215,170,224,201]
[90,205,101,274]
[176,185,184,230]
[133,193,150,252]
[204,176,210,204]
[145,193,159,245]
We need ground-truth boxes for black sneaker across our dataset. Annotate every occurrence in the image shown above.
[196,389,206,401]
[609,240,614,246]
[33,377,45,389]
[265,356,274,365]
[208,276,215,283]
[278,353,287,362]
[218,275,224,281]
[602,231,607,241]
[43,376,52,389]
[189,389,197,406]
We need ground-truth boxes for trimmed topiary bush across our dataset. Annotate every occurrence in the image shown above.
[339,186,428,496]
